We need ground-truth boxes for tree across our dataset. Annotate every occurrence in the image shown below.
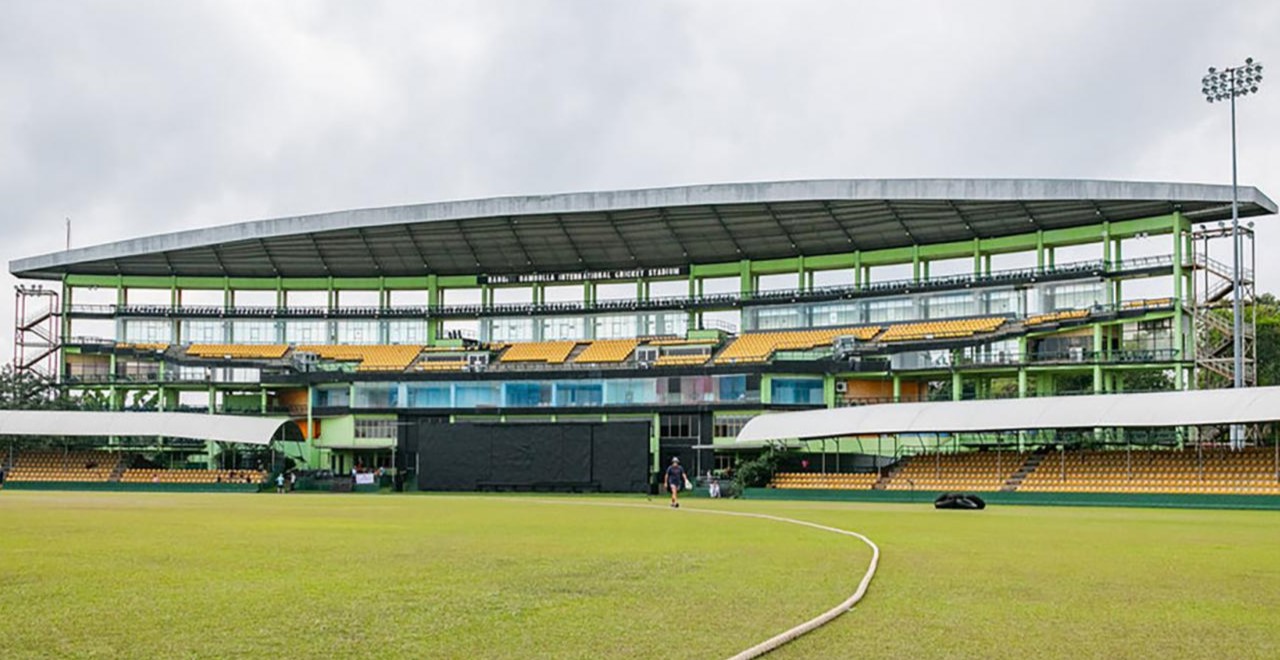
[1200,293,1280,388]
[0,365,79,410]
[1252,293,1280,387]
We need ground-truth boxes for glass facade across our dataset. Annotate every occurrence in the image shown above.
[387,320,428,345]
[770,377,824,405]
[122,319,172,343]
[181,320,225,343]
[285,321,327,344]
[345,374,758,410]
[336,320,379,344]
[231,320,276,344]
[1046,282,1105,310]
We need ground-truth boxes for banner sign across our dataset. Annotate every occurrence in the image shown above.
[479,266,686,285]
[354,473,376,485]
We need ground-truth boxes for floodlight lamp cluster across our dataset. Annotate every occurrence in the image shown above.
[1203,57,1264,102]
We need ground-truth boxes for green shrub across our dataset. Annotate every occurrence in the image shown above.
[733,446,794,491]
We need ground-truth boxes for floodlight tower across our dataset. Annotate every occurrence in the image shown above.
[1202,58,1263,446]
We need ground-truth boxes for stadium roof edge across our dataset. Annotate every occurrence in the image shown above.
[732,387,1280,444]
[11,178,1276,280]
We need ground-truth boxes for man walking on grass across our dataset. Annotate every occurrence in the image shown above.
[664,457,687,508]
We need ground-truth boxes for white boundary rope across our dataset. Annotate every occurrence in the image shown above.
[520,498,880,659]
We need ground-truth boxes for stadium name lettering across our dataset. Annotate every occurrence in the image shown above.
[480,267,686,285]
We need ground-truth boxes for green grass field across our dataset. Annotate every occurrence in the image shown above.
[1,492,1278,659]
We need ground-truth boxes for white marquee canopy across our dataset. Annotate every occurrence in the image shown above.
[0,411,298,445]
[734,387,1280,446]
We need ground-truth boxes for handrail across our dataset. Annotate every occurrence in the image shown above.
[68,256,1172,320]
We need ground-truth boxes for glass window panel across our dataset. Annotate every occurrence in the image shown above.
[406,383,452,408]
[504,382,553,407]
[455,383,499,408]
[770,378,824,405]
[284,321,327,344]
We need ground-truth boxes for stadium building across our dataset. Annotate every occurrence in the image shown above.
[6,179,1280,498]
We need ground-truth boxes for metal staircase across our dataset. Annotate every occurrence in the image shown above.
[1191,228,1256,391]
[13,286,61,379]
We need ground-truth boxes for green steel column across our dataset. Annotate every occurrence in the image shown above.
[260,389,268,413]
[651,413,661,473]
[951,371,962,401]
[425,274,440,344]
[739,260,752,295]
[687,273,697,333]
[760,375,772,404]
[1035,231,1045,270]
[1017,368,1028,398]
[822,373,836,408]
[797,255,807,291]
[1171,213,1185,390]
[1092,323,1104,393]
[1113,238,1124,303]
[223,278,232,310]
[892,375,901,402]
[983,254,992,276]
[854,252,863,287]
[60,279,73,366]
[912,246,921,283]
[1101,222,1112,273]
[973,239,982,275]
[306,384,315,465]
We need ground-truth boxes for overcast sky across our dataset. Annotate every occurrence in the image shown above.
[1,0,1277,359]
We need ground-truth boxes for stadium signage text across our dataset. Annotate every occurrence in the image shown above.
[480,267,686,285]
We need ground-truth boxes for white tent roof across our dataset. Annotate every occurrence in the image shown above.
[735,387,1280,445]
[0,411,297,445]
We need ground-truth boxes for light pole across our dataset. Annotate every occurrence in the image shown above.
[1202,57,1263,447]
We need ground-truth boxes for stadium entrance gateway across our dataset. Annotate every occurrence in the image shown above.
[6,179,1278,498]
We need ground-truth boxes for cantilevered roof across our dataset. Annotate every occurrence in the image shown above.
[735,387,1280,445]
[0,411,301,445]
[11,179,1276,280]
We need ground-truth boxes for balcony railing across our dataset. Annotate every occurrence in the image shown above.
[67,256,1172,320]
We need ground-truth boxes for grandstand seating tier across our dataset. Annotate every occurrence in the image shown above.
[187,344,289,359]
[297,345,424,371]
[498,341,578,363]
[654,354,711,366]
[877,317,1005,342]
[716,326,881,364]
[120,468,266,484]
[4,451,124,482]
[572,339,638,364]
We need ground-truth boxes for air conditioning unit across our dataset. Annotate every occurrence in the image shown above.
[835,381,848,393]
